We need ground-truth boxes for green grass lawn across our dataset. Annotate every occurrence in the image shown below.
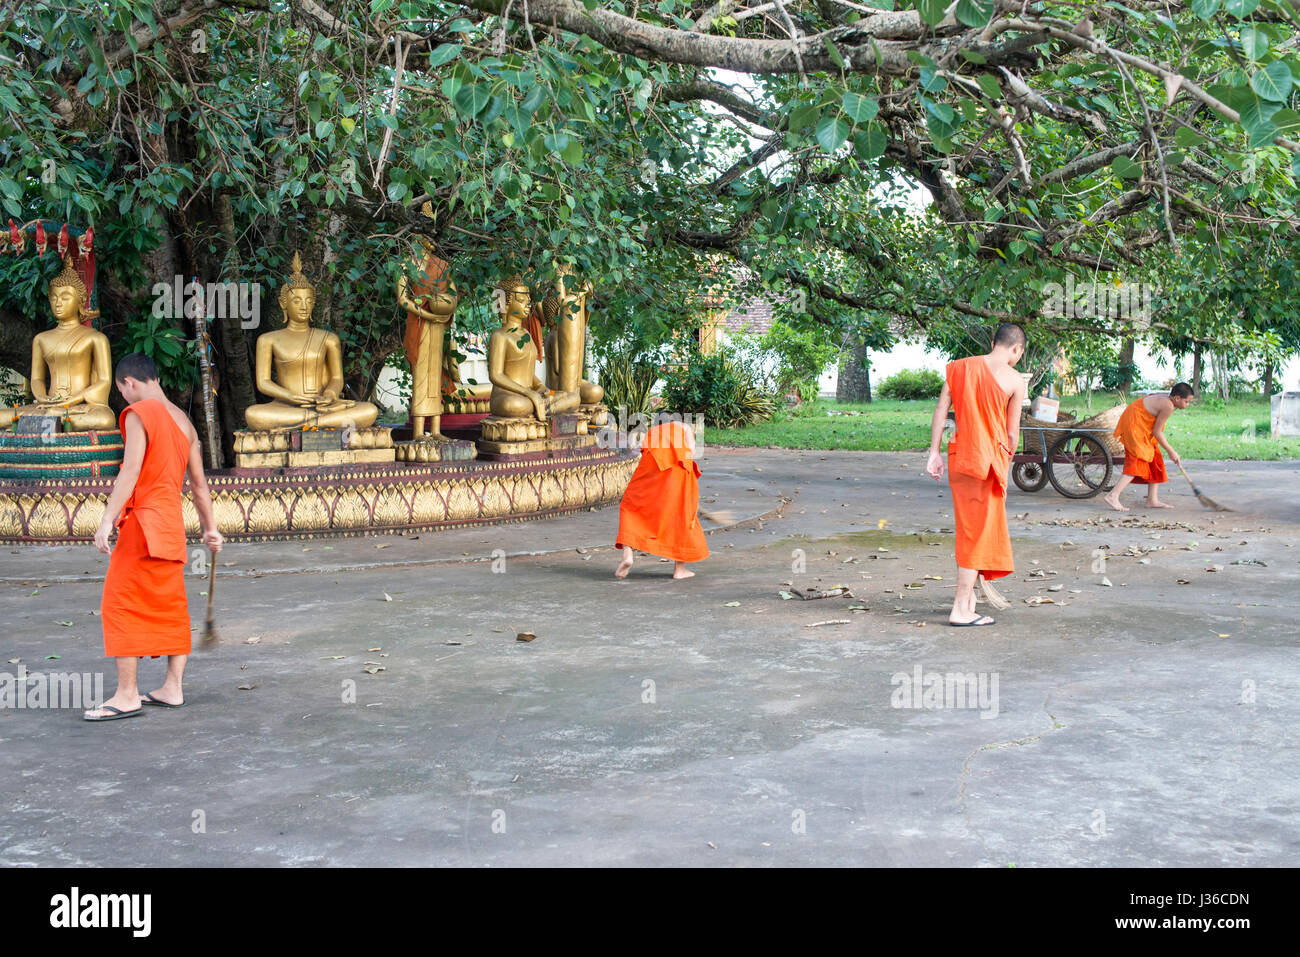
[705,392,1300,460]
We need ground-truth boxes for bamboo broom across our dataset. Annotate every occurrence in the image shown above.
[1176,462,1233,512]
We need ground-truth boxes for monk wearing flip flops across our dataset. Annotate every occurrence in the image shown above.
[83,354,223,722]
[926,324,1028,628]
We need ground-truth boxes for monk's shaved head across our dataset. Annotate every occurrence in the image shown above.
[1170,382,1194,399]
[115,353,159,384]
[993,323,1027,350]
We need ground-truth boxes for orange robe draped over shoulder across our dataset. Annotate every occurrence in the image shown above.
[1114,396,1167,485]
[946,356,1014,581]
[101,399,192,657]
[615,422,709,563]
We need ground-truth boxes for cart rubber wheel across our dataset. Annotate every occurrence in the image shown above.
[1012,460,1049,493]
[1047,432,1113,499]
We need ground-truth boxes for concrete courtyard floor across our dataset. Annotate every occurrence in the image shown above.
[1,447,1297,867]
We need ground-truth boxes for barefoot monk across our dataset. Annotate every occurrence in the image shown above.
[1104,383,1193,511]
[926,323,1028,627]
[614,419,708,581]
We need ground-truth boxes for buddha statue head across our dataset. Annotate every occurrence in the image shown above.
[494,273,531,325]
[48,256,89,323]
[277,252,316,325]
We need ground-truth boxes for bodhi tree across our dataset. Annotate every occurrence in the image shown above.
[2,0,1298,456]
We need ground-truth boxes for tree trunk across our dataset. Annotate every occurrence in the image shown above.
[213,192,257,462]
[836,335,871,402]
[1191,342,1203,397]
[1263,359,1274,396]
[1117,337,1135,394]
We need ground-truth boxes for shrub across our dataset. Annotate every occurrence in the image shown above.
[660,345,775,428]
[597,349,659,419]
[877,368,944,400]
[760,319,837,402]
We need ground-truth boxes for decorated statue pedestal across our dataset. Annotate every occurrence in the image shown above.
[477,411,594,460]
[395,436,477,463]
[232,427,396,469]
[0,443,637,542]
[0,419,124,480]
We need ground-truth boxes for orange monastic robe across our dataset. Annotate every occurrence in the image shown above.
[615,422,709,563]
[1114,396,1167,484]
[946,356,1014,581]
[100,399,192,657]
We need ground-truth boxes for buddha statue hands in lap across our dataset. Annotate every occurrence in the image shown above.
[0,257,115,432]
[488,273,579,422]
[244,252,379,433]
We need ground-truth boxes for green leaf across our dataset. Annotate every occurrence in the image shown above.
[1250,62,1292,103]
[853,123,888,161]
[955,0,994,27]
[1191,0,1219,19]
[915,0,948,27]
[1174,126,1206,149]
[520,83,545,114]
[841,91,879,123]
[824,38,845,70]
[924,100,955,124]
[314,120,334,138]
[977,75,1002,99]
[1111,156,1143,179]
[455,84,491,118]
[816,115,850,153]
[561,138,583,164]
[543,131,570,154]
[387,181,408,203]
[1240,97,1281,146]
[428,43,461,68]
[1223,0,1260,17]
[1239,26,1269,61]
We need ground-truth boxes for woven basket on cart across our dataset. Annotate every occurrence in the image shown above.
[1021,405,1124,456]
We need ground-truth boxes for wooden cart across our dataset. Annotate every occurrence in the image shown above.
[1011,424,1125,499]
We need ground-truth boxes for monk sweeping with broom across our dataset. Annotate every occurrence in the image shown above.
[1104,383,1194,511]
[614,417,708,580]
[83,354,223,721]
[926,324,1028,627]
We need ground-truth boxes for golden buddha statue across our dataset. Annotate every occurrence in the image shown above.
[244,253,379,432]
[396,231,457,439]
[540,263,604,406]
[487,273,580,422]
[0,257,115,432]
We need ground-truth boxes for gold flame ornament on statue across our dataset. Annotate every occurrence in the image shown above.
[487,273,580,422]
[396,221,458,440]
[0,257,114,432]
[243,252,379,432]
[541,263,603,406]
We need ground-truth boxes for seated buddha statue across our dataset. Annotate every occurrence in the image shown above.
[540,263,603,406]
[244,252,379,432]
[0,257,115,432]
[487,273,580,421]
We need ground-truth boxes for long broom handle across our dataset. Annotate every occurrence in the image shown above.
[205,556,216,629]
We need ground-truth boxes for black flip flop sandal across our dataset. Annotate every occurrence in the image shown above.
[950,616,995,627]
[83,704,143,722]
[140,693,183,709]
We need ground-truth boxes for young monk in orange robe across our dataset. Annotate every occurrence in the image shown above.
[614,419,708,580]
[1104,383,1193,511]
[83,354,223,721]
[926,323,1028,627]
